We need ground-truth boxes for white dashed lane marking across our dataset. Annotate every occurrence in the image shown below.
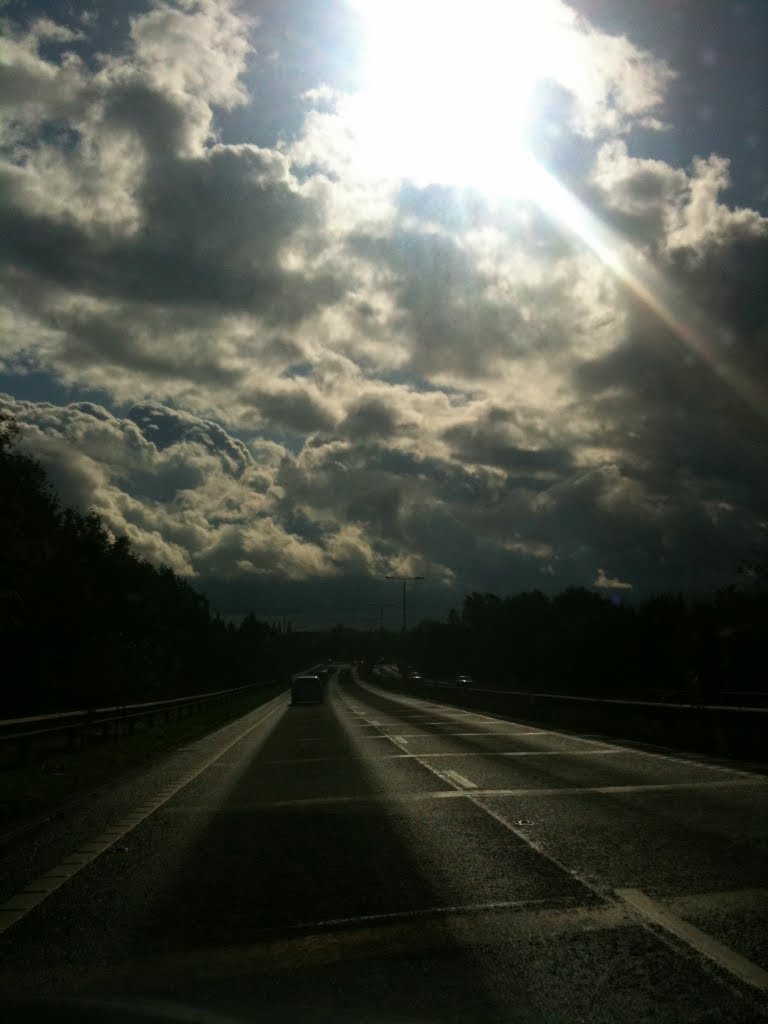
[440,769,477,790]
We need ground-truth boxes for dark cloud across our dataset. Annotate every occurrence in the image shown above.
[2,146,338,320]
[54,308,241,385]
[678,234,768,355]
[104,79,191,159]
[247,388,337,435]
[341,397,401,440]
[443,418,574,477]
[575,217,768,521]
[349,227,524,377]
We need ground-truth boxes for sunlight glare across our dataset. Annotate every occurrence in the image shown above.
[350,2,768,421]
[352,0,573,195]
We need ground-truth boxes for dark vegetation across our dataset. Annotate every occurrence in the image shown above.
[2,412,765,715]
[405,584,767,703]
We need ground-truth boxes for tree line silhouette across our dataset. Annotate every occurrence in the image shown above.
[1,413,292,715]
[2,411,765,713]
[404,582,767,703]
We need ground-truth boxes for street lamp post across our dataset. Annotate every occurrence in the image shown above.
[384,575,424,633]
[368,602,395,631]
[279,609,302,633]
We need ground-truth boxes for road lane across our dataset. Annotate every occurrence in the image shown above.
[0,668,766,1022]
[348,676,768,977]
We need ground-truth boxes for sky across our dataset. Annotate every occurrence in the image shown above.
[2,0,767,627]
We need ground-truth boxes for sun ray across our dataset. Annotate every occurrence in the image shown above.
[350,0,768,420]
[526,162,768,419]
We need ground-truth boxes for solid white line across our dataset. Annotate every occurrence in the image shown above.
[0,695,288,936]
[389,731,549,739]
[441,769,477,790]
[288,896,584,931]
[617,887,768,992]
[415,749,619,758]
[226,790,466,810]
[472,778,766,798]
[393,736,409,745]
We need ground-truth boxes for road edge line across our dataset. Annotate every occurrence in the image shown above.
[0,694,288,936]
[617,887,768,992]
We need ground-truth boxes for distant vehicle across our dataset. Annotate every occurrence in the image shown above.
[455,674,473,687]
[408,671,422,681]
[291,675,323,705]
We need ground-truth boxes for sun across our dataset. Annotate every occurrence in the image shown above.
[350,0,575,197]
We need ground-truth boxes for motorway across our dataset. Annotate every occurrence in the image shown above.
[0,668,767,1022]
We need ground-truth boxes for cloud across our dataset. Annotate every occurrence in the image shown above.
[566,20,674,136]
[246,384,338,435]
[443,407,574,478]
[0,17,86,120]
[341,396,403,440]
[127,402,254,475]
[129,0,253,116]
[3,142,333,308]
[580,142,768,557]
[591,142,768,258]
[0,395,461,588]
[0,0,352,427]
[196,518,330,581]
[1,395,283,576]
[594,568,633,591]
[29,18,85,44]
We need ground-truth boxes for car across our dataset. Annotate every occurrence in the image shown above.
[408,671,422,681]
[455,674,473,687]
[291,674,324,705]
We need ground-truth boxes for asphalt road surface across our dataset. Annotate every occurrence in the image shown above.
[1,669,767,1023]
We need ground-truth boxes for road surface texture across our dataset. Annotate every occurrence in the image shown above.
[0,668,767,1023]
